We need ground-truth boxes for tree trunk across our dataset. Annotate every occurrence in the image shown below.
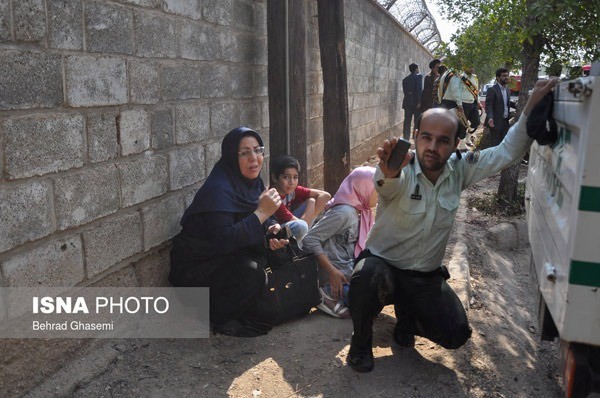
[498,164,520,203]
[317,0,351,194]
[497,1,545,203]
[266,0,308,185]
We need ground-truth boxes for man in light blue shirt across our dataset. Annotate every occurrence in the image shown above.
[346,78,559,373]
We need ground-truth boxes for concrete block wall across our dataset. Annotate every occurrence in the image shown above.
[344,0,431,163]
[0,0,268,288]
[304,0,432,188]
[1,0,432,288]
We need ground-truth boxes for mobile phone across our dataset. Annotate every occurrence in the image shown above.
[387,138,411,170]
[267,225,291,241]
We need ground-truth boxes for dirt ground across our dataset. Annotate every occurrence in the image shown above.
[1,165,566,398]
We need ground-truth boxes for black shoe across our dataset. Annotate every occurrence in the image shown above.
[347,340,374,372]
[393,332,415,347]
[393,324,415,348]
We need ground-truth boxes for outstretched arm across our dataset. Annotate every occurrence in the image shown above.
[301,188,331,227]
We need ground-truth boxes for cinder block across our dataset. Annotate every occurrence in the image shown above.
[180,21,224,61]
[85,1,134,54]
[210,101,262,135]
[118,155,169,207]
[151,109,173,150]
[162,0,201,20]
[133,248,170,287]
[13,0,46,42]
[134,11,177,58]
[66,55,127,107]
[0,51,64,110]
[174,102,210,144]
[0,180,54,253]
[1,235,84,286]
[129,60,160,104]
[160,64,202,100]
[47,0,83,50]
[230,64,263,98]
[91,265,139,287]
[53,165,120,230]
[183,186,198,208]
[168,144,205,190]
[200,63,231,98]
[83,212,142,277]
[0,292,5,322]
[204,140,221,173]
[141,194,183,250]
[262,100,269,129]
[87,112,119,163]
[230,34,266,65]
[202,0,232,26]
[118,109,150,155]
[232,1,260,31]
[255,68,267,97]
[3,113,85,179]
[0,0,10,40]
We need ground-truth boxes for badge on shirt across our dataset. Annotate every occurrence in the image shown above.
[411,184,422,200]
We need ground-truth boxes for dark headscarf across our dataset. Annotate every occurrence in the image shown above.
[180,127,265,226]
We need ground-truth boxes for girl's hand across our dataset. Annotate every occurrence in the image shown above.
[328,268,349,301]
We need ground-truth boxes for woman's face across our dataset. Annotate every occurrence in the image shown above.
[238,136,263,180]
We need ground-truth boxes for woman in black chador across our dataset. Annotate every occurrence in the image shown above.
[169,127,287,337]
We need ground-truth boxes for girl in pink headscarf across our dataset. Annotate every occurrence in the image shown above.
[302,166,377,318]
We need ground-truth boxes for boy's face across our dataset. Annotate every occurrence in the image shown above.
[274,167,299,195]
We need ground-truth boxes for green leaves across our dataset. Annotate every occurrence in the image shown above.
[436,0,599,79]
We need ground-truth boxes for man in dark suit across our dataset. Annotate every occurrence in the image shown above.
[485,68,516,145]
[402,63,423,140]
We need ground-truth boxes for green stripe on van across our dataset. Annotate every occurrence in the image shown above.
[569,260,600,287]
[579,186,600,212]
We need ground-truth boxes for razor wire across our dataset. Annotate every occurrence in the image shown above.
[378,0,442,52]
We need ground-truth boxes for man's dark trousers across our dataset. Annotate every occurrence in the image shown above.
[348,254,472,351]
[403,107,420,141]
[490,118,510,145]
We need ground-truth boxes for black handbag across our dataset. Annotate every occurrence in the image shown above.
[263,251,321,325]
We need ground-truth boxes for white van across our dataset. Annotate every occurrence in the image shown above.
[526,69,600,398]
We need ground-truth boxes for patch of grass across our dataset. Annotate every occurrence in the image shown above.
[467,183,526,217]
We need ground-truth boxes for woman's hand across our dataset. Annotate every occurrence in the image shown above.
[254,188,282,223]
[267,224,289,250]
[268,238,288,250]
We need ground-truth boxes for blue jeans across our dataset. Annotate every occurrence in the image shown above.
[322,284,350,306]
[291,201,308,218]
[282,219,308,249]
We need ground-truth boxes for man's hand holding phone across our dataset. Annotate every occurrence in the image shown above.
[377,137,412,178]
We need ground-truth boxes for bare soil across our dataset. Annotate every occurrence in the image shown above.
[1,166,565,398]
